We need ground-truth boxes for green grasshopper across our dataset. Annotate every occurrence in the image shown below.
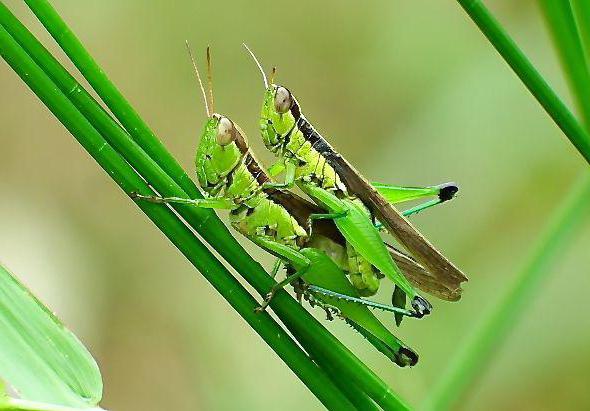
[247,47,466,317]
[132,46,431,366]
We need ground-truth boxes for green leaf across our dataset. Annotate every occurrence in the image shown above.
[0,264,102,408]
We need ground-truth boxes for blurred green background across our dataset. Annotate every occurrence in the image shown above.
[1,1,589,410]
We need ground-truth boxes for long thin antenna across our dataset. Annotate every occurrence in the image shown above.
[243,43,269,89]
[206,46,215,114]
[185,40,210,117]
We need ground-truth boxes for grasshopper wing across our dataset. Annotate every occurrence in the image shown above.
[386,244,462,301]
[325,152,468,298]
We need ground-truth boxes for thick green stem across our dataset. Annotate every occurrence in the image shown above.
[0,22,356,411]
[455,0,590,163]
[3,2,409,409]
[537,0,590,127]
[422,174,590,410]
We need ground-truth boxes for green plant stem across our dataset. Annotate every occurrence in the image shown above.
[0,23,356,411]
[571,1,590,64]
[455,0,590,164]
[3,3,408,409]
[422,173,590,410]
[537,0,590,127]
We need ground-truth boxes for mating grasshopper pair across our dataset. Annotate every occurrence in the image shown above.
[133,45,467,367]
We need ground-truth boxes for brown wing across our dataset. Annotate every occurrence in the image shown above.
[291,107,466,297]
[326,151,467,298]
[386,244,461,301]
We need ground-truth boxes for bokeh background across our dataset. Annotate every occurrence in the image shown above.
[1,1,589,410]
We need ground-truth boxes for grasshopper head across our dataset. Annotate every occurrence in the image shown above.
[260,84,299,153]
[195,114,249,193]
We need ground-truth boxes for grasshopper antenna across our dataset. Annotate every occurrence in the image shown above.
[206,46,215,114]
[185,40,211,117]
[270,66,277,85]
[243,43,269,89]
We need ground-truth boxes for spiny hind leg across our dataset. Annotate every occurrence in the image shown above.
[306,285,416,318]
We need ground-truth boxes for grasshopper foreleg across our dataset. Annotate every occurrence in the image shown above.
[130,193,233,209]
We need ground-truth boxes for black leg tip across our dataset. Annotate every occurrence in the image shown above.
[437,182,459,202]
[411,296,432,317]
[396,347,419,367]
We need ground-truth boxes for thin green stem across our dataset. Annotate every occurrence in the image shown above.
[3,2,409,409]
[571,1,590,64]
[455,0,590,164]
[537,0,590,127]
[423,174,590,410]
[0,22,355,411]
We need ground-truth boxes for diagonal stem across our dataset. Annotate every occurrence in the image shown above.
[537,0,590,127]
[571,1,590,65]
[455,0,590,163]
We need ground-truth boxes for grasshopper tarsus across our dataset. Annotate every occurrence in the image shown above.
[437,182,459,202]
[255,291,276,313]
[411,295,432,318]
[397,347,419,367]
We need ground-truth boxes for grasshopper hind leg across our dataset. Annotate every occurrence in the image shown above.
[307,285,417,318]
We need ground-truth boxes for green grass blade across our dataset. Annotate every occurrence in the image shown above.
[537,0,590,126]
[455,0,590,163]
[423,173,590,410]
[0,264,101,407]
[0,23,356,411]
[571,1,590,63]
[6,3,409,408]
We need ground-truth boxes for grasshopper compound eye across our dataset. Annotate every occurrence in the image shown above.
[274,86,292,114]
[216,116,236,146]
